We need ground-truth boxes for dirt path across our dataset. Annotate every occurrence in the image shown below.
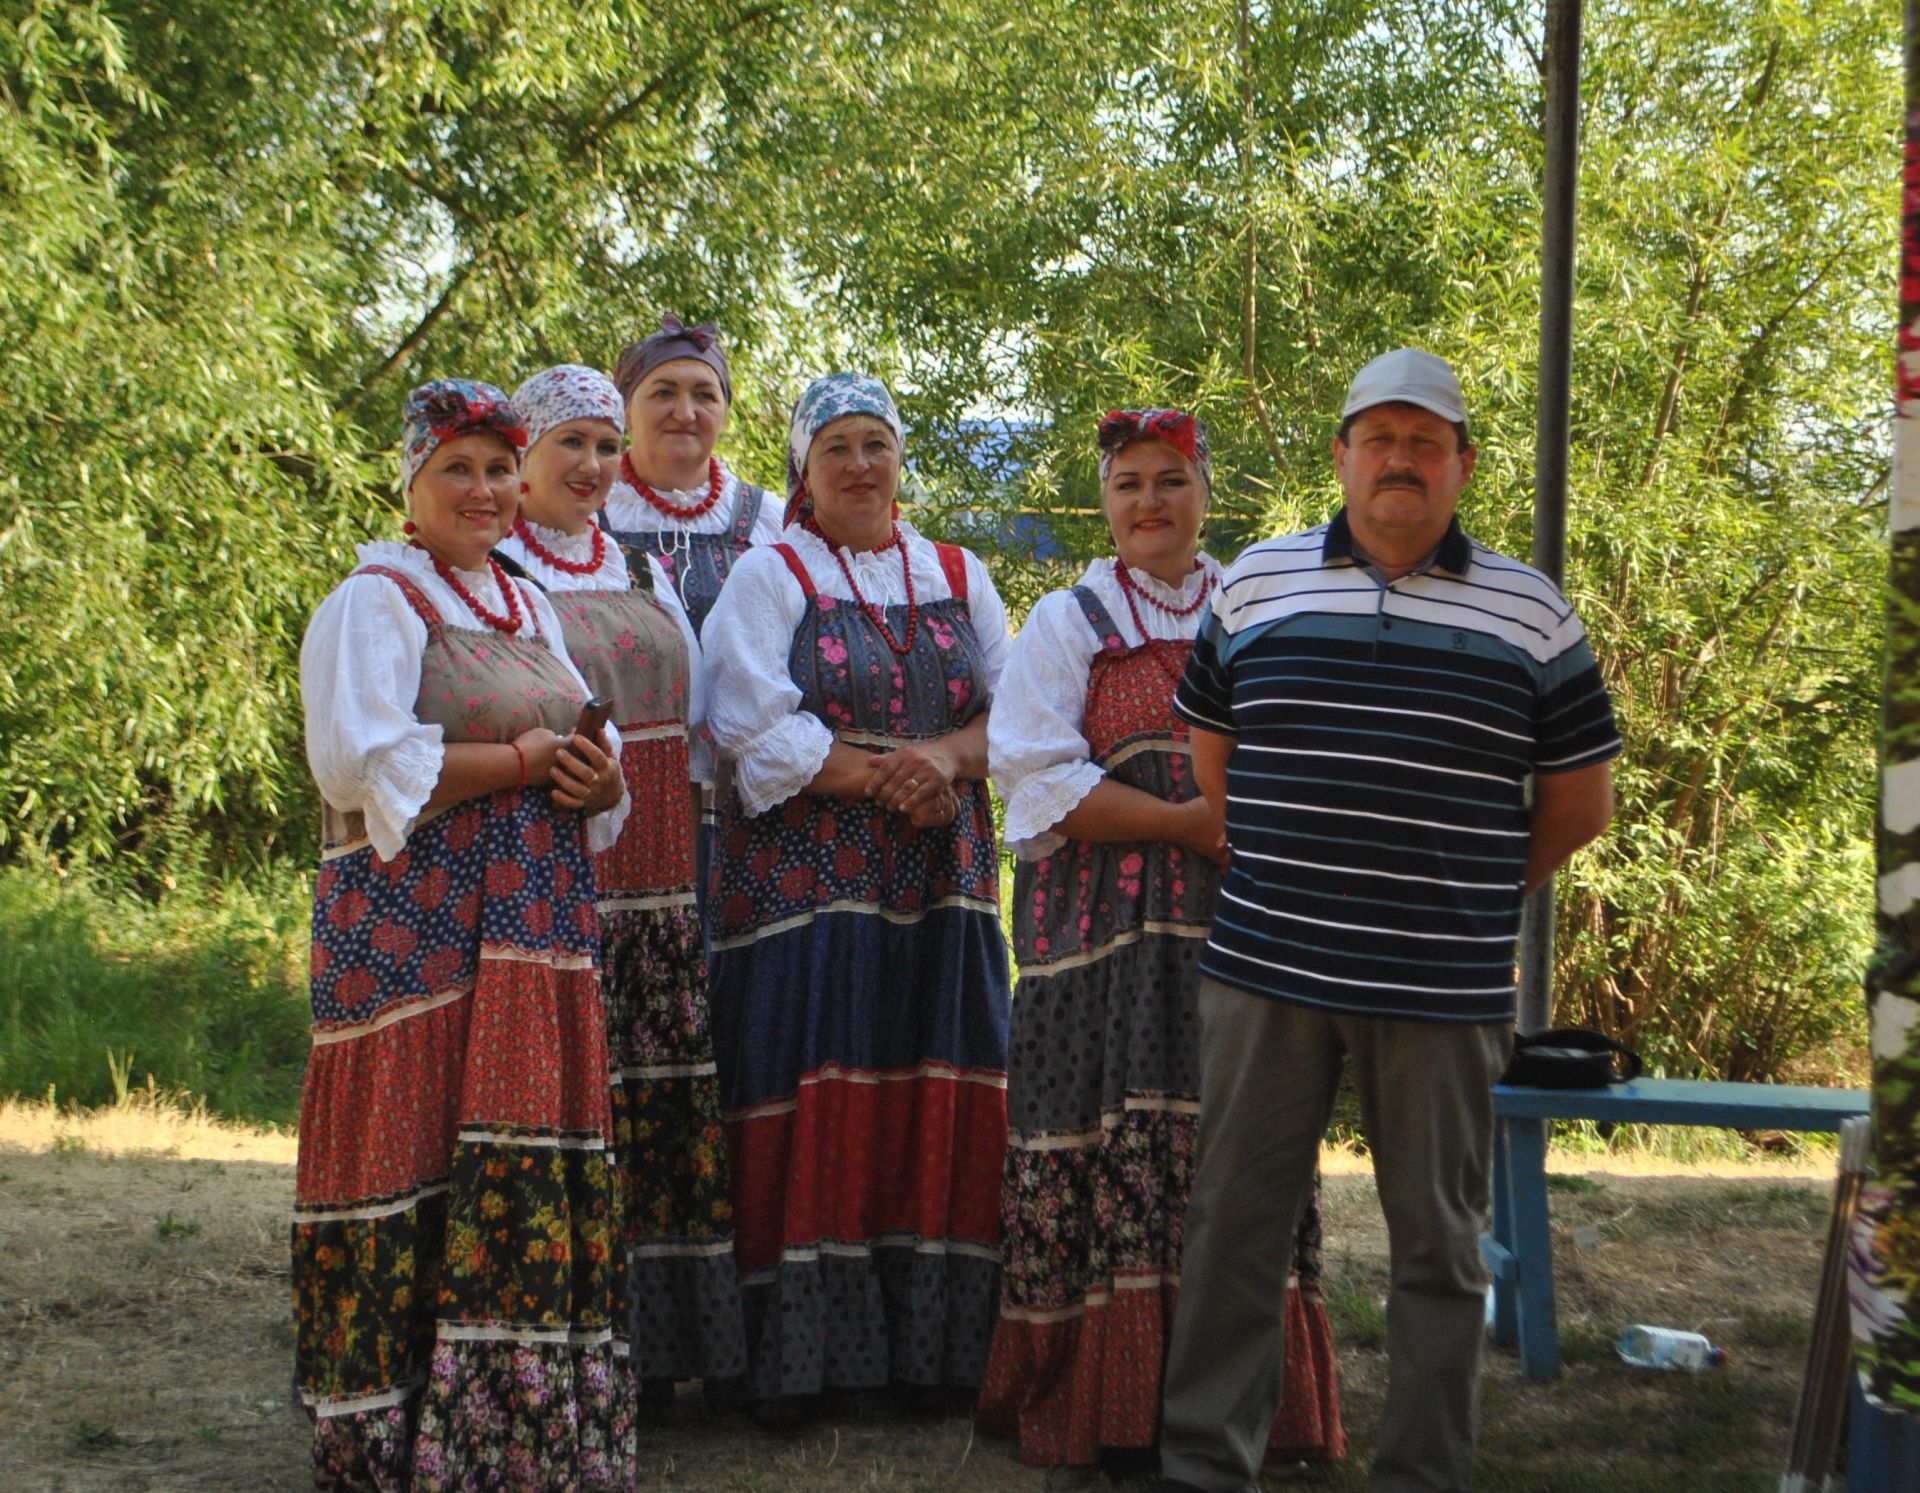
[0,1101,1841,1491]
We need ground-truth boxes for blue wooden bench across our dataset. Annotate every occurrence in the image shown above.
[1851,1375,1920,1491]
[1482,1078,1869,1381]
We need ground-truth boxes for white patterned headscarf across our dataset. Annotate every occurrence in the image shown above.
[512,364,625,454]
[785,372,904,525]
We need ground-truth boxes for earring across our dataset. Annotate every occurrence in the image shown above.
[520,482,530,494]
[402,519,417,535]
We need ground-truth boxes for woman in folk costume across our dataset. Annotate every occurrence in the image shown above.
[496,365,746,1411]
[602,316,781,921]
[975,409,1345,1471]
[700,373,1013,1424]
[602,315,781,631]
[293,379,633,1489]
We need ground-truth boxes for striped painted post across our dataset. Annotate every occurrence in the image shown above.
[1849,0,1920,1439]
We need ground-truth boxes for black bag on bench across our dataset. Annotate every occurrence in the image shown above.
[1502,1028,1643,1089]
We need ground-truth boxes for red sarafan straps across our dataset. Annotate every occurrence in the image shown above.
[771,542,817,599]
[796,520,919,656]
[354,564,444,628]
[779,536,966,654]
[936,543,969,602]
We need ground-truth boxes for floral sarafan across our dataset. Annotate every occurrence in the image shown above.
[704,534,1011,1404]
[294,564,635,1488]
[977,580,1343,1468]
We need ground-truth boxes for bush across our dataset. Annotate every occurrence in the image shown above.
[0,863,311,1126]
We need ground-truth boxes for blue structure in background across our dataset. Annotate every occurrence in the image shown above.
[933,416,1066,561]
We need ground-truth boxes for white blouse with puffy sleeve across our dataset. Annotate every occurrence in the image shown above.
[990,554,1223,860]
[701,521,1011,818]
[301,540,628,861]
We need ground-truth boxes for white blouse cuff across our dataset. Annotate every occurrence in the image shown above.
[688,730,717,788]
[733,712,835,818]
[359,733,447,862]
[586,785,629,854]
[1001,760,1107,861]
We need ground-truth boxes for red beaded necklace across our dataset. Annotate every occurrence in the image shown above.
[803,515,918,656]
[512,515,607,576]
[408,539,525,634]
[620,453,724,522]
[1115,557,1213,619]
[1115,559,1211,688]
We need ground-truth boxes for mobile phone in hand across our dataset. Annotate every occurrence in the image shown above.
[572,695,613,742]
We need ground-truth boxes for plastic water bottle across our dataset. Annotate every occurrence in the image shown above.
[1616,1324,1727,1370]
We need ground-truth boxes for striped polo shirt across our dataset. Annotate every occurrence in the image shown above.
[1172,508,1621,1024]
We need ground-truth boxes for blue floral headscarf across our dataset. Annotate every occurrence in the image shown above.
[785,372,904,525]
[400,379,526,490]
[512,365,624,453]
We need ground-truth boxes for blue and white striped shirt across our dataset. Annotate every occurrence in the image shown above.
[1172,509,1620,1024]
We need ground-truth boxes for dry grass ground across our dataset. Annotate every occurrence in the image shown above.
[0,1099,1842,1492]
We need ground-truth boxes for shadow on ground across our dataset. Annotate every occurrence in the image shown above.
[0,1133,1828,1491]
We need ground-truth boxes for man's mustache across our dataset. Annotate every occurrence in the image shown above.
[1372,473,1427,495]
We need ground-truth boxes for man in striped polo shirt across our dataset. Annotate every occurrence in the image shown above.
[1150,350,1620,1493]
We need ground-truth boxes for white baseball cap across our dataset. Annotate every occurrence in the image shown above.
[1341,348,1467,427]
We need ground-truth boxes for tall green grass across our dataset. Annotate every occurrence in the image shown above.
[0,863,311,1126]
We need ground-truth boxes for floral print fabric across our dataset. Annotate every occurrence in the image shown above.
[711,586,999,940]
[543,561,746,1383]
[399,379,526,490]
[1096,407,1212,489]
[294,566,634,1488]
[707,546,1011,1401]
[783,371,904,522]
[512,364,624,453]
[976,584,1343,1467]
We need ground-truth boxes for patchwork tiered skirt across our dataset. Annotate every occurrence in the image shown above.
[293,790,635,1489]
[975,928,1345,1466]
[708,786,1010,1402]
[595,727,743,1385]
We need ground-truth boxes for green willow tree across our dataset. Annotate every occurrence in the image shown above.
[760,0,1894,1079]
[0,0,1894,1081]
[0,0,810,877]
[1545,1,1891,1080]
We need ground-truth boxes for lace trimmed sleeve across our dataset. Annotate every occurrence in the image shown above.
[989,590,1106,860]
[701,546,833,816]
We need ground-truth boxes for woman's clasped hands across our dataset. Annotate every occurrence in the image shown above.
[863,742,960,829]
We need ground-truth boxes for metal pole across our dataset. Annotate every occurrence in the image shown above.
[1517,0,1583,1035]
